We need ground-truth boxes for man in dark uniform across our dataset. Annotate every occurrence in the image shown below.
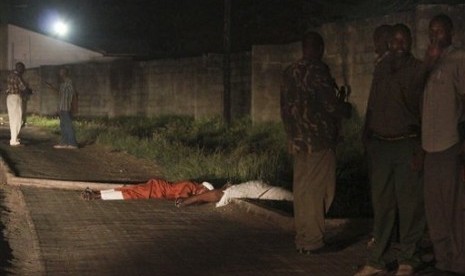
[356,24,426,276]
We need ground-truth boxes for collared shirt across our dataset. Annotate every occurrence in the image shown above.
[280,58,341,153]
[59,78,74,111]
[366,53,425,138]
[422,46,465,152]
[6,71,27,95]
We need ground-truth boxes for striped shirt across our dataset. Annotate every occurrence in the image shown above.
[59,78,74,111]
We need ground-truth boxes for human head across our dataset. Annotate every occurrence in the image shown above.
[201,182,214,191]
[373,24,393,56]
[429,14,453,49]
[15,62,25,74]
[389,24,412,56]
[302,31,324,60]
[195,181,214,195]
[59,67,70,78]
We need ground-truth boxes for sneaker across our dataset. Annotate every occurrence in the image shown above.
[65,145,78,149]
[54,144,78,149]
[354,265,385,276]
[53,144,67,149]
[395,264,414,276]
[10,141,22,147]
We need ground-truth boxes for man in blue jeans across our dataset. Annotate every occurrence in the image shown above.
[53,67,78,149]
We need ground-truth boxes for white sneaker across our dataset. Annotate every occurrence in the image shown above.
[10,141,21,147]
[65,145,78,149]
[53,144,78,149]
[354,265,385,276]
[53,144,67,149]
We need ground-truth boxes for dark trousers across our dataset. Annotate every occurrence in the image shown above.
[293,149,335,250]
[424,143,465,274]
[367,138,425,268]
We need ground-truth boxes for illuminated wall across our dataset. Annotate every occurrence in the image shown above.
[0,24,112,70]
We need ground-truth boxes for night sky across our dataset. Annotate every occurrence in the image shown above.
[2,0,462,58]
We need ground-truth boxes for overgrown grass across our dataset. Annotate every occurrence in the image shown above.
[27,114,370,217]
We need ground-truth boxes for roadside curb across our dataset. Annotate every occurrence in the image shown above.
[0,149,354,235]
[0,156,122,191]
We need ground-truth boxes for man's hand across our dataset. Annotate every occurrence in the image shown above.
[175,198,184,208]
[424,40,442,69]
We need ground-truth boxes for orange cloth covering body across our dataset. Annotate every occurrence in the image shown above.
[115,179,205,200]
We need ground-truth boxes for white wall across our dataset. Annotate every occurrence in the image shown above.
[5,24,112,70]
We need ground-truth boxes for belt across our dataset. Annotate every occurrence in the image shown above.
[372,133,418,141]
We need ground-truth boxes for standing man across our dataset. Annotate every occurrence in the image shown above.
[362,24,393,145]
[53,67,78,149]
[373,24,393,64]
[6,62,29,146]
[356,24,426,276]
[421,14,465,275]
[280,31,349,254]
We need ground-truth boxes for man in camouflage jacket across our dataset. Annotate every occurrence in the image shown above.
[280,31,349,254]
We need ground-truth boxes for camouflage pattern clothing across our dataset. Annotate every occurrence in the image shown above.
[280,58,342,153]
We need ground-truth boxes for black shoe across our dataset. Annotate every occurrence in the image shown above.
[297,244,342,255]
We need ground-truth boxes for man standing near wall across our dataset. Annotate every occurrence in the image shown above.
[280,31,349,254]
[6,62,29,146]
[421,14,465,275]
[356,24,426,276]
[362,24,393,145]
[53,67,78,149]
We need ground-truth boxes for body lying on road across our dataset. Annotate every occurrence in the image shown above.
[82,179,293,207]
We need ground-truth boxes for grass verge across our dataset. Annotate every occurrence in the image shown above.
[27,114,370,217]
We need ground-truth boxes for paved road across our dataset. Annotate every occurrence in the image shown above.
[0,125,373,275]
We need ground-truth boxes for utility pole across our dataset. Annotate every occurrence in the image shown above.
[223,0,231,125]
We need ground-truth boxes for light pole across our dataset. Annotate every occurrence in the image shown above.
[223,0,231,126]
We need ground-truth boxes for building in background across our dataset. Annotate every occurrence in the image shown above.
[0,24,114,70]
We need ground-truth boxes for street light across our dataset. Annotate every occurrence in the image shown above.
[53,20,69,37]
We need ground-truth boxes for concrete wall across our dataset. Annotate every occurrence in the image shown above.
[251,4,465,122]
[0,53,251,120]
[0,25,7,71]
[0,4,463,122]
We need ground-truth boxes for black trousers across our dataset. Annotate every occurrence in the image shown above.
[424,143,465,274]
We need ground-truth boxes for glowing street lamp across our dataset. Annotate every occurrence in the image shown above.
[52,20,69,37]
